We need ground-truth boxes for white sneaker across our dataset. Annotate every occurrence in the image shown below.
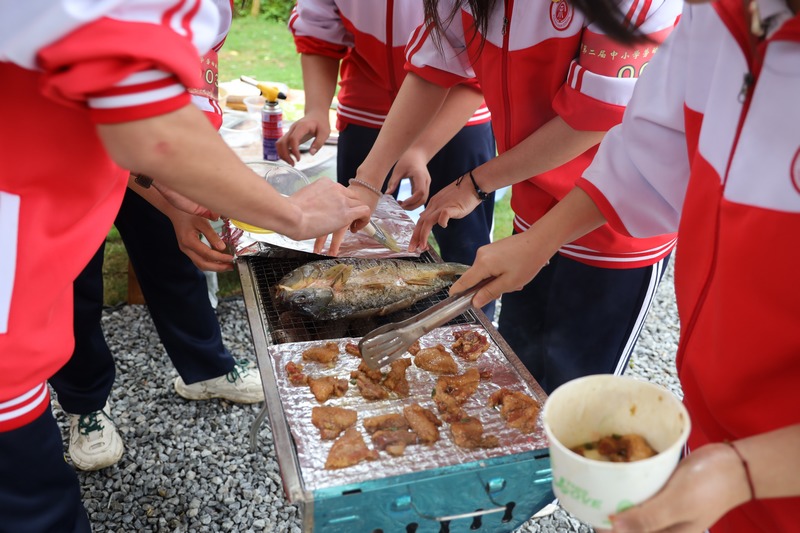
[174,359,264,404]
[67,403,124,471]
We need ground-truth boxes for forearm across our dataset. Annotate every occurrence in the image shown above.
[521,186,606,253]
[300,53,339,120]
[471,115,605,192]
[405,84,484,162]
[98,105,300,233]
[357,73,450,186]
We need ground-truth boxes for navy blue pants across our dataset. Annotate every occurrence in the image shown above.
[337,122,497,317]
[498,251,670,395]
[0,407,90,533]
[49,189,236,414]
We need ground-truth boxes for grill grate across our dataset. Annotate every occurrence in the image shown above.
[246,254,479,345]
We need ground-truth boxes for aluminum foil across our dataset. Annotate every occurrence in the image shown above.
[223,193,419,260]
[266,325,549,492]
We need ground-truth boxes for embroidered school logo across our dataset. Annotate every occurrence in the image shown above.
[550,0,574,31]
[791,147,800,195]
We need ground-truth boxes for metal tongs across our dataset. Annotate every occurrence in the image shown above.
[359,277,495,369]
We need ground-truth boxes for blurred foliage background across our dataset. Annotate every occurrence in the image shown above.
[233,0,295,22]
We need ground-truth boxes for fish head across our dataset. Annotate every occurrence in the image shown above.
[277,286,335,317]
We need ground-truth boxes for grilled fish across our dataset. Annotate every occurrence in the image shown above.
[275,258,468,321]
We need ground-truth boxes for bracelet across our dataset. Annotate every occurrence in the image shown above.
[349,178,383,198]
[724,440,755,501]
[457,170,490,202]
[133,174,154,189]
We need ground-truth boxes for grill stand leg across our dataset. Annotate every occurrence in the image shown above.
[249,404,270,452]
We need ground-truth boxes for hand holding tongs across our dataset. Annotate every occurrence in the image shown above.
[359,276,495,369]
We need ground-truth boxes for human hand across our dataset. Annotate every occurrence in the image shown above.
[448,232,550,309]
[606,443,752,533]
[152,181,220,220]
[276,113,330,166]
[310,179,381,256]
[385,150,431,211]
[409,176,481,253]
[167,211,235,272]
[283,179,371,254]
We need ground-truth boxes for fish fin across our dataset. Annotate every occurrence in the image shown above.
[358,266,386,278]
[405,272,439,286]
[325,264,352,291]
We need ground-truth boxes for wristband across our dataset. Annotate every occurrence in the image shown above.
[134,174,154,189]
[349,178,383,198]
[457,170,490,202]
[724,440,755,501]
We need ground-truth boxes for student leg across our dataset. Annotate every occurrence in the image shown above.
[0,406,91,533]
[499,253,669,394]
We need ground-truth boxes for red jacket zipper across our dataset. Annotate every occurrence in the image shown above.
[676,4,762,369]
[386,0,399,94]
[501,0,512,150]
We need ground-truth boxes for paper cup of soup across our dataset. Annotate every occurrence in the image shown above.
[542,374,690,529]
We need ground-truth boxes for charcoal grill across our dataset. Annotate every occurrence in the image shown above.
[238,252,554,532]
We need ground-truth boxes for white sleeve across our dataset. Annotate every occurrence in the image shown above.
[0,0,219,69]
[581,5,693,238]
[289,0,353,48]
[405,0,476,82]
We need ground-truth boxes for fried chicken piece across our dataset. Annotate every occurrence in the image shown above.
[407,340,421,356]
[302,341,340,365]
[382,358,412,396]
[433,368,481,422]
[324,428,379,469]
[488,388,541,434]
[363,413,409,434]
[572,434,658,463]
[414,344,458,374]
[370,429,419,456]
[285,361,308,386]
[344,342,361,358]
[311,406,358,440]
[355,361,384,383]
[451,329,490,361]
[403,404,442,445]
[352,371,390,400]
[307,375,349,403]
[450,416,499,449]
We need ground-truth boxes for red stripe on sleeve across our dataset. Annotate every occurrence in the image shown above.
[89,93,191,124]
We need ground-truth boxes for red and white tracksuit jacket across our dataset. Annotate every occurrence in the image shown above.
[580,1,800,530]
[406,0,682,268]
[288,0,490,132]
[0,0,221,432]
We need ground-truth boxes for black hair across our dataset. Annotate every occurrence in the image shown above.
[422,0,648,51]
[571,0,650,44]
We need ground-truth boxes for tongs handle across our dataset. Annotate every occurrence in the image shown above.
[406,276,495,337]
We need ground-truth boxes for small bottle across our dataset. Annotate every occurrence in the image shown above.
[258,85,286,162]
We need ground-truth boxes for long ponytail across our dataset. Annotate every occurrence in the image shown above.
[422,0,648,50]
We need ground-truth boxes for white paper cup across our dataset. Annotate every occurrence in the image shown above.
[542,374,690,529]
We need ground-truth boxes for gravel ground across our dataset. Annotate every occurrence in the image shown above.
[53,262,680,532]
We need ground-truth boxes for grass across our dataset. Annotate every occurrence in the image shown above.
[103,15,513,306]
[219,18,303,90]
